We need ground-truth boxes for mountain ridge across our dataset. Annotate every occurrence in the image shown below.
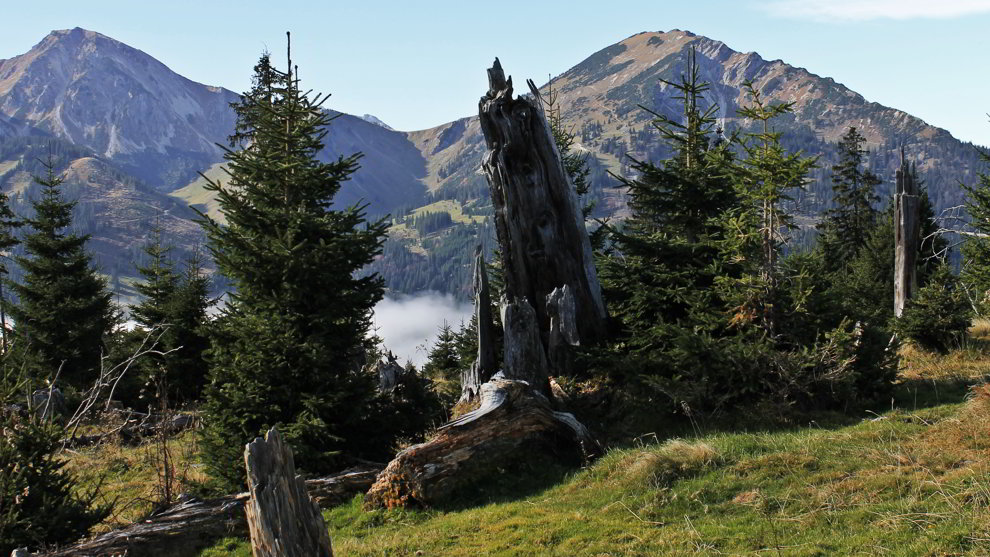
[0,27,984,300]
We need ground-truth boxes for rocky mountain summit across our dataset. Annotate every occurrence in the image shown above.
[419,30,983,216]
[0,28,983,299]
[0,28,237,189]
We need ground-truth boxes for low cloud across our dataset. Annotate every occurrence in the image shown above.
[371,292,474,368]
[758,0,990,21]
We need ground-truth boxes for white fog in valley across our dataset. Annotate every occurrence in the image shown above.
[371,292,474,367]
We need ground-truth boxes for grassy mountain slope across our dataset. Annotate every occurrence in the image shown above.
[192,328,990,556]
[0,136,205,304]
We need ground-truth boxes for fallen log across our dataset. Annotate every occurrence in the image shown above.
[39,494,249,557]
[26,465,381,557]
[62,412,199,449]
[365,376,598,509]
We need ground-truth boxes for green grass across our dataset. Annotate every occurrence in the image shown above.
[52,331,985,555]
[169,162,227,222]
[409,200,487,225]
[200,384,990,556]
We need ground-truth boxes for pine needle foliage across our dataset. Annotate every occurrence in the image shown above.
[962,148,990,313]
[131,221,180,334]
[896,262,972,353]
[597,49,737,392]
[819,126,882,271]
[0,181,20,353]
[130,226,211,404]
[0,370,109,553]
[198,49,387,490]
[720,81,817,339]
[8,159,115,388]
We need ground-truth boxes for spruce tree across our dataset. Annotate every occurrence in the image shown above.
[421,321,461,407]
[820,126,882,271]
[131,226,211,403]
[199,47,387,489]
[0,370,109,552]
[962,148,990,311]
[167,250,211,401]
[131,221,180,334]
[596,49,738,404]
[722,81,817,339]
[8,160,115,388]
[0,187,20,353]
[601,49,736,352]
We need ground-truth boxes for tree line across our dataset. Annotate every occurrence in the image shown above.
[3,43,990,553]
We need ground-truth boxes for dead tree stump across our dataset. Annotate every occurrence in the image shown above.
[365,60,604,509]
[244,428,333,557]
[480,58,607,382]
[894,148,920,318]
[460,248,499,402]
[21,465,380,557]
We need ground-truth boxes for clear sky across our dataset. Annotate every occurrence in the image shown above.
[3,0,989,145]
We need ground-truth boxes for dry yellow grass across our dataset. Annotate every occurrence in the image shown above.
[898,319,990,382]
[63,428,207,531]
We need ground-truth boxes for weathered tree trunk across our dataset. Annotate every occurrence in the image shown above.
[365,376,598,509]
[500,296,549,386]
[894,149,920,318]
[244,428,333,557]
[365,59,603,510]
[23,466,380,557]
[480,58,607,383]
[36,494,250,557]
[460,248,499,402]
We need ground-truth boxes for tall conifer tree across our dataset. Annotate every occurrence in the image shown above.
[0,188,19,353]
[820,126,882,271]
[723,82,817,339]
[131,225,211,403]
[600,48,736,359]
[199,45,388,489]
[167,250,211,401]
[8,159,115,388]
[961,150,990,311]
[132,221,180,333]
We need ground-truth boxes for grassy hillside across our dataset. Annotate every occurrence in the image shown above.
[189,328,990,556]
[170,162,227,223]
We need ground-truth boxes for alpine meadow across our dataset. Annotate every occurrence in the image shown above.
[3,2,990,555]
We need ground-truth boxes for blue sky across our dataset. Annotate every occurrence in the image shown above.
[3,0,990,145]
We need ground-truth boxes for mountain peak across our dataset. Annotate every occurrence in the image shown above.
[36,27,120,54]
[49,27,101,39]
[0,28,239,187]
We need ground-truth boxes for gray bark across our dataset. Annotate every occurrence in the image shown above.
[366,59,605,511]
[23,466,380,557]
[461,248,498,403]
[375,352,406,393]
[244,427,333,557]
[500,296,549,387]
[365,375,598,509]
[546,285,580,377]
[479,58,607,384]
[894,149,920,318]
